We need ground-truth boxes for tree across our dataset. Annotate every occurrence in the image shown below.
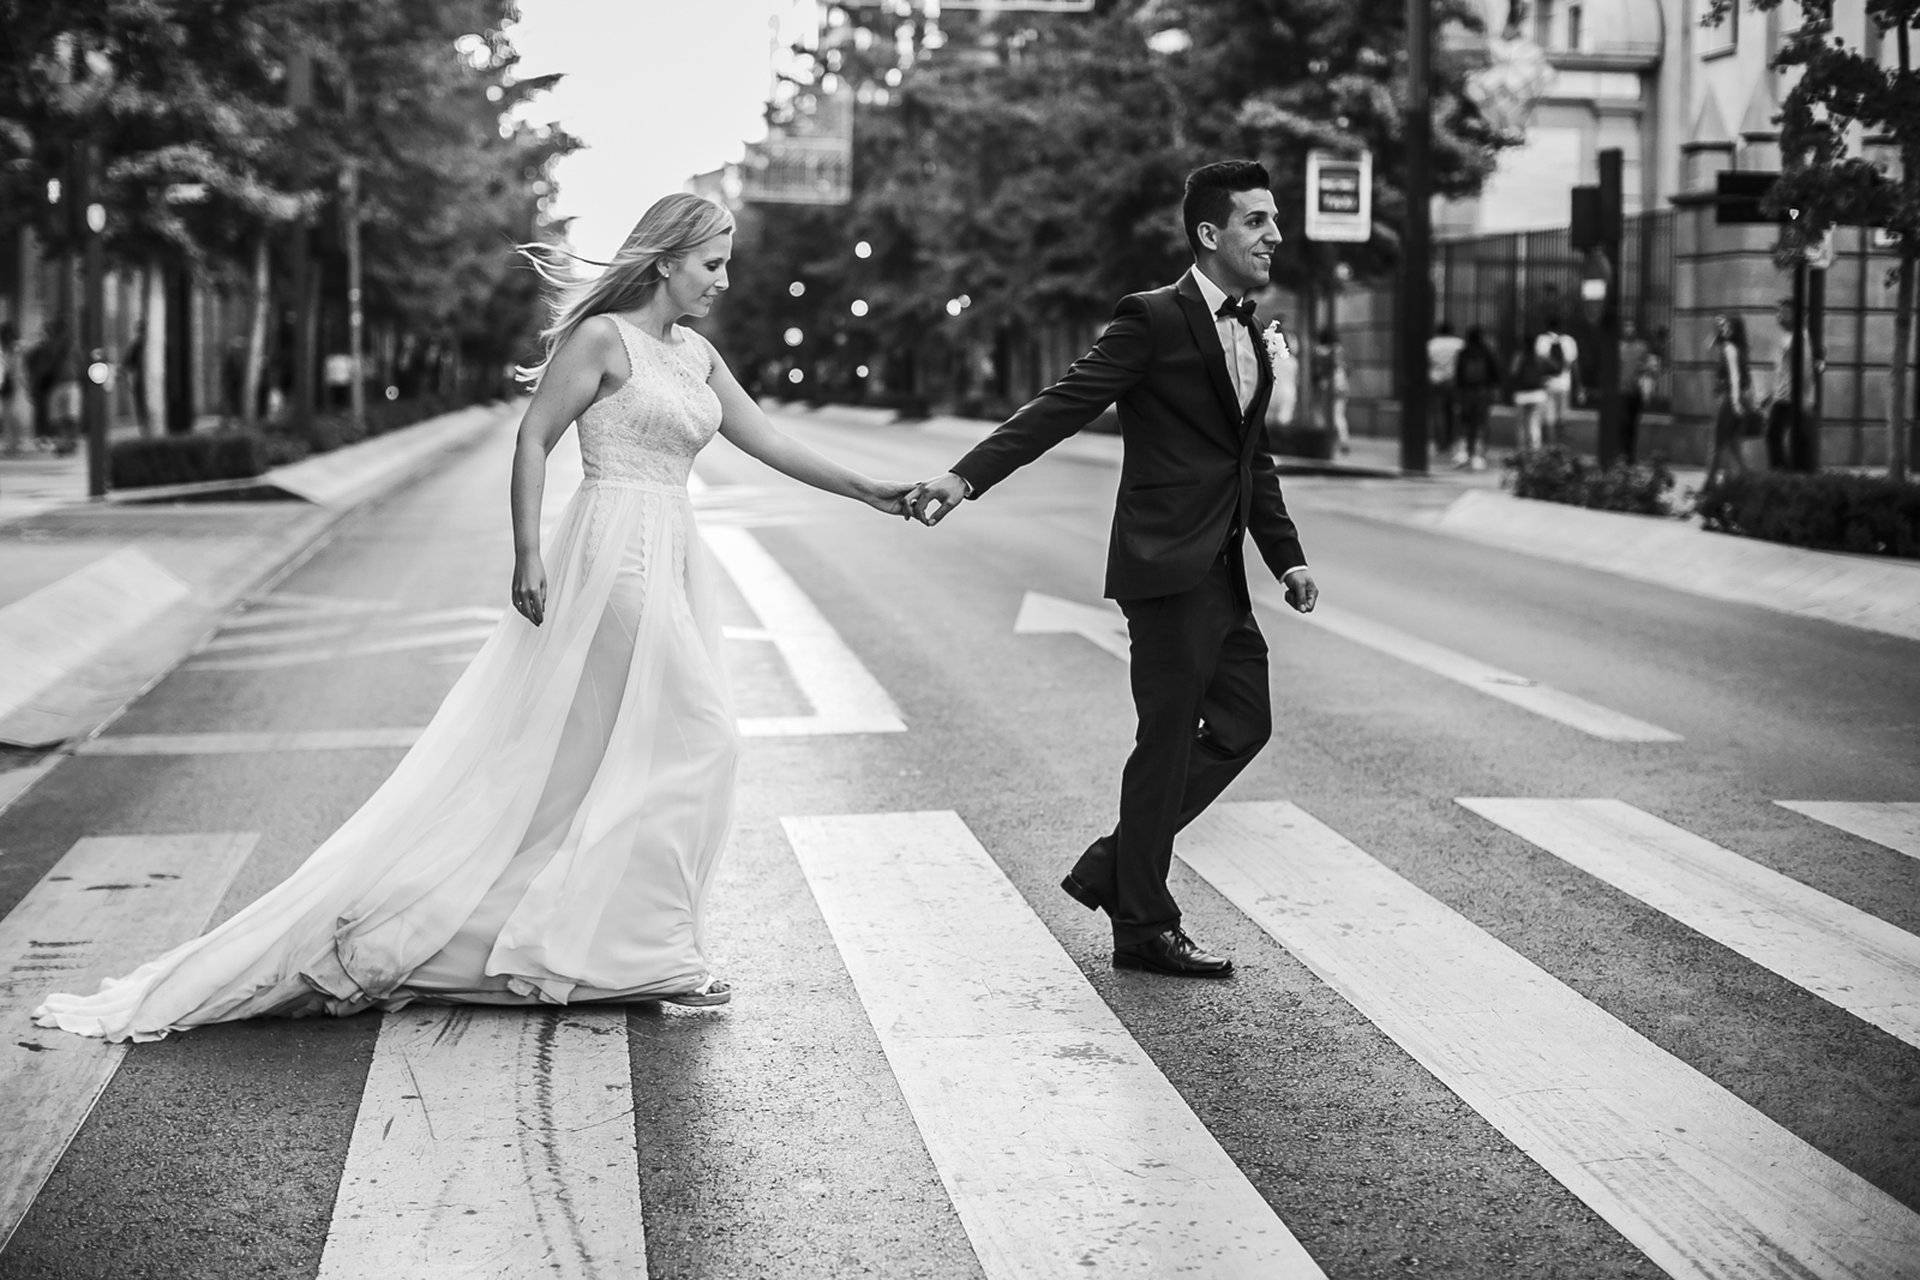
[1710,0,1918,481]
[723,0,1508,414]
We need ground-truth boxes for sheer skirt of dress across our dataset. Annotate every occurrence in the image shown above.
[31,477,739,1042]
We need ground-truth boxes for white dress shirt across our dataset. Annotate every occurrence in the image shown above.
[1190,267,1262,413]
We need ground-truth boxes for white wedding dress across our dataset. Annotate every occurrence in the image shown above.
[34,315,739,1042]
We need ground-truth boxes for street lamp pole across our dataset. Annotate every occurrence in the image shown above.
[1399,0,1432,474]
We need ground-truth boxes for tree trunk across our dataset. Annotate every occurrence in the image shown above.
[243,232,270,428]
[1893,248,1913,483]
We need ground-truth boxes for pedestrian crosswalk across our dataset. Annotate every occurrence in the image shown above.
[4,796,1916,1277]
[1,833,257,1251]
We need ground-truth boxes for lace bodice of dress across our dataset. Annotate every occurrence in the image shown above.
[576,315,723,487]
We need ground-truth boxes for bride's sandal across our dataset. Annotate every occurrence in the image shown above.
[659,976,731,1008]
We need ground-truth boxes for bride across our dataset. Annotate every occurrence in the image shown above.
[34,193,913,1041]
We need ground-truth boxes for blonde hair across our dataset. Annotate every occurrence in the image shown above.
[516,192,734,383]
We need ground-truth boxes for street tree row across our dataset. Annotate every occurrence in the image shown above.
[0,0,575,434]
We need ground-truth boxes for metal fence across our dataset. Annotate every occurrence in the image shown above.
[1433,210,1675,393]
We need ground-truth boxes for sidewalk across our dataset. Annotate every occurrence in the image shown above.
[788,401,1920,645]
[0,404,517,751]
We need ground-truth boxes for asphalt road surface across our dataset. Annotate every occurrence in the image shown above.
[2,403,1916,1280]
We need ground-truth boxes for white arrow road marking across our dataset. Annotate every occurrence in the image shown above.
[784,810,1327,1279]
[1180,802,1920,1280]
[702,526,905,736]
[1776,801,1920,862]
[186,625,499,672]
[0,833,258,1250]
[1013,591,1131,661]
[204,607,503,651]
[318,1006,645,1280]
[1460,798,1920,1050]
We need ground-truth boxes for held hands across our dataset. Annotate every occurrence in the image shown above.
[906,473,968,526]
[512,554,547,626]
[1283,567,1319,614]
[861,479,920,519]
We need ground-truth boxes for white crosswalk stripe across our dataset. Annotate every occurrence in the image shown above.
[1776,801,1920,862]
[319,1006,646,1280]
[1460,798,1920,1050]
[0,833,258,1250]
[784,809,1327,1279]
[1179,801,1920,1280]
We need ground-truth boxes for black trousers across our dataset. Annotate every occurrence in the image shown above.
[1071,556,1272,946]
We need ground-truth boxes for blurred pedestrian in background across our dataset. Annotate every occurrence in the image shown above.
[0,321,24,456]
[1705,312,1755,488]
[1426,319,1463,462]
[1618,319,1658,465]
[1531,316,1579,445]
[1313,327,1350,454]
[1509,333,1551,451]
[1763,298,1816,472]
[1453,326,1502,470]
[1266,316,1299,427]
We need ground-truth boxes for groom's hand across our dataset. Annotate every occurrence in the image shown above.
[909,473,969,526]
[1283,568,1318,613]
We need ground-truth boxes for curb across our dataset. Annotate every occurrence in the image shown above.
[1398,489,1920,644]
[0,402,518,751]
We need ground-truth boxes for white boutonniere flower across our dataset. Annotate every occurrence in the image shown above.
[1262,322,1292,365]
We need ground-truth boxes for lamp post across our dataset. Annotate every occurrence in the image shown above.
[1399,0,1432,475]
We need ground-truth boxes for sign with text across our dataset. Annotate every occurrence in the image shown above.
[1305,149,1372,243]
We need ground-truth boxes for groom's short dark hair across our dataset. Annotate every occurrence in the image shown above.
[1183,160,1271,258]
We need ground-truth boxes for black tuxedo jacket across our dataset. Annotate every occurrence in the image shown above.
[949,271,1307,601]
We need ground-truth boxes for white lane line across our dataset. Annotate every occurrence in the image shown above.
[1460,798,1920,1051]
[0,833,258,1249]
[784,810,1325,1279]
[318,1006,644,1280]
[703,526,906,737]
[185,625,498,671]
[1282,602,1682,743]
[1179,802,1920,1280]
[1777,801,1920,862]
[1014,584,1680,743]
[77,728,423,756]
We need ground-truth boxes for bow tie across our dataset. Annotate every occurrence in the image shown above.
[1215,296,1258,325]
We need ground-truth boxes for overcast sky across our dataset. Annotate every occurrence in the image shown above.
[508,0,814,259]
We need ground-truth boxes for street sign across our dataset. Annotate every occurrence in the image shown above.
[1305,149,1372,243]
[1805,231,1834,270]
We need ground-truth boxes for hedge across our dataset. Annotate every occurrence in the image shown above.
[109,392,481,489]
[1693,470,1920,559]
[1504,446,1676,516]
[109,432,274,489]
[1268,425,1337,460]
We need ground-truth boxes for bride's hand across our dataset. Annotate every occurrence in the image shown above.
[861,479,919,519]
[512,555,547,626]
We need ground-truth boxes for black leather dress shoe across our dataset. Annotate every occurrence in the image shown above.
[1060,872,1109,913]
[1112,928,1233,978]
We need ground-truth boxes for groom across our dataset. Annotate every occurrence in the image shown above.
[910,159,1318,979]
